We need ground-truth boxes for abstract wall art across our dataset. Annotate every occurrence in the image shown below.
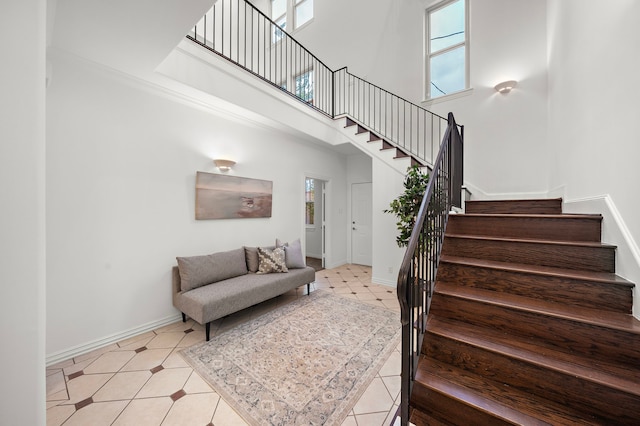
[195,171,273,220]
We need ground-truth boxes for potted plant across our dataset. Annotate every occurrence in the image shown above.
[384,165,431,248]
[385,165,433,303]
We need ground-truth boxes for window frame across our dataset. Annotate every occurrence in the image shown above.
[270,0,314,34]
[424,0,470,101]
[305,177,315,228]
[293,0,314,30]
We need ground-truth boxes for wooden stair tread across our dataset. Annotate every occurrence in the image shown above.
[445,233,617,248]
[344,117,357,127]
[410,409,454,426]
[415,357,600,425]
[435,281,640,333]
[342,116,425,168]
[439,254,634,287]
[427,316,640,394]
[465,198,563,215]
[466,198,562,204]
[458,213,602,220]
[447,214,603,243]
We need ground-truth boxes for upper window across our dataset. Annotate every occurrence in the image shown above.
[271,0,313,34]
[294,0,313,28]
[425,0,468,99]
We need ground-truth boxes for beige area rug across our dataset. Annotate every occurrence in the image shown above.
[180,290,401,425]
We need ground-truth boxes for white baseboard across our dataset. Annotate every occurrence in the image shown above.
[372,276,397,287]
[325,259,348,270]
[462,181,549,201]
[563,194,640,319]
[547,184,566,199]
[46,313,182,366]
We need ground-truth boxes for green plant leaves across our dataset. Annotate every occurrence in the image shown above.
[384,165,431,248]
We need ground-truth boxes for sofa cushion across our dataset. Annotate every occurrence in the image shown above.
[244,246,260,273]
[177,248,248,291]
[276,238,306,269]
[257,247,288,274]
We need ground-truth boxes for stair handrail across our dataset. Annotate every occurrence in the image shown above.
[396,112,463,425]
[186,0,460,167]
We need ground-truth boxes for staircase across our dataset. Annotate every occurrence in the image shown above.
[342,117,421,173]
[410,198,640,425]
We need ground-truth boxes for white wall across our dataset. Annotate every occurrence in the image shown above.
[426,0,550,198]
[250,0,424,102]
[44,0,640,365]
[547,0,640,315]
[372,160,407,286]
[255,0,550,199]
[288,0,549,278]
[0,0,46,424]
[292,0,425,103]
[46,52,348,358]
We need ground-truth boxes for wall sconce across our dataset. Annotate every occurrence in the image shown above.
[494,80,517,94]
[213,159,236,172]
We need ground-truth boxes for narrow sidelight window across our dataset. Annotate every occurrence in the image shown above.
[305,178,315,226]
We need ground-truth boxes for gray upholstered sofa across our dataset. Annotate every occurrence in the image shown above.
[172,243,316,341]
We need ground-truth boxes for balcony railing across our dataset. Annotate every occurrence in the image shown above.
[187,0,459,167]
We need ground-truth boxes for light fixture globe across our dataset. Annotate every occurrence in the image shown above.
[213,159,236,171]
[494,80,518,94]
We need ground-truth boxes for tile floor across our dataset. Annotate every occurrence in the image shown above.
[46,264,402,426]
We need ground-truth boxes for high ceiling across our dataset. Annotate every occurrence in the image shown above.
[48,0,214,74]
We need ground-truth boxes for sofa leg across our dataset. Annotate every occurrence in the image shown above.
[206,322,211,341]
[181,313,186,323]
[307,283,311,295]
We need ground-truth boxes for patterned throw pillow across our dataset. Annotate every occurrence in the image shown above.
[257,247,289,274]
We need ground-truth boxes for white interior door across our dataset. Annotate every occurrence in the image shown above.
[351,182,372,266]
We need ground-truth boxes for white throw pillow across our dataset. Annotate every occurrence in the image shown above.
[276,238,306,269]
